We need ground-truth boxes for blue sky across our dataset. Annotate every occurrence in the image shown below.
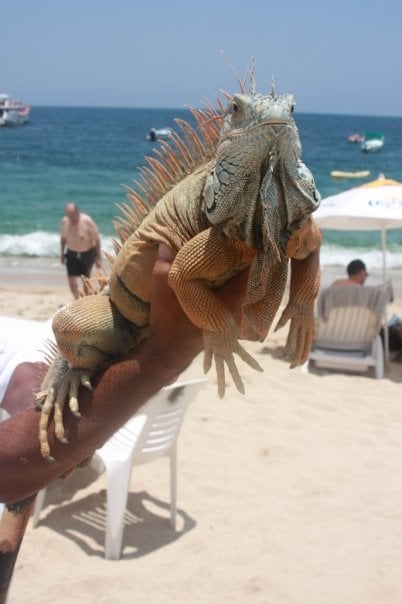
[2,0,402,116]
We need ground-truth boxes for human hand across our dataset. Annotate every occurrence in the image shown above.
[148,243,249,366]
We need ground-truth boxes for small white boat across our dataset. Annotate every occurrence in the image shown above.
[0,93,31,126]
[361,131,384,153]
[146,127,173,141]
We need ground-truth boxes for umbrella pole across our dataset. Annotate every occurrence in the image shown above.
[381,227,389,363]
[381,227,387,283]
[384,312,389,364]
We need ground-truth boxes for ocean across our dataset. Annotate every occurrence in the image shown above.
[1,105,402,274]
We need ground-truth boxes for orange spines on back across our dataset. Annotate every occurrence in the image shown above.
[113,102,223,249]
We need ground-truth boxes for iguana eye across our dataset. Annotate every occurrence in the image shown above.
[230,97,244,120]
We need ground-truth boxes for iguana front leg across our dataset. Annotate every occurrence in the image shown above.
[276,218,322,366]
[36,294,145,460]
[168,227,262,397]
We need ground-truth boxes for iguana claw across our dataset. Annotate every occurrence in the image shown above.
[203,330,263,398]
[35,368,93,461]
[275,303,314,367]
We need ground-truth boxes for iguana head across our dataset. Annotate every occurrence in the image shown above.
[202,90,320,252]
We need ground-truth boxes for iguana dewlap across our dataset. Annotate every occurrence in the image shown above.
[36,82,322,461]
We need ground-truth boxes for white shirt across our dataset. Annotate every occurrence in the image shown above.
[0,316,56,404]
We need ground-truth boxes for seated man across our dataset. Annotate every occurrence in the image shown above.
[330,258,393,302]
[331,259,368,287]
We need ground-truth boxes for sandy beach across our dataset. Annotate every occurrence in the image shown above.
[2,260,402,604]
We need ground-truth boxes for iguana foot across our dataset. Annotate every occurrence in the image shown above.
[275,303,314,367]
[203,330,263,398]
[35,368,93,461]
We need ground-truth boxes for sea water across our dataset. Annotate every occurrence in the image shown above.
[1,106,402,272]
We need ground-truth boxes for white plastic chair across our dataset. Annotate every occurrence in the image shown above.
[32,378,206,559]
[309,286,388,379]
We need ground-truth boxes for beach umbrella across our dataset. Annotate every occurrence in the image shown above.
[314,174,402,281]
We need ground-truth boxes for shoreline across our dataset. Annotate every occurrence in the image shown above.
[1,255,402,295]
[1,250,402,323]
[0,256,66,287]
[0,258,71,318]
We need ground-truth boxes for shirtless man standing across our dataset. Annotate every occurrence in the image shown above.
[60,202,102,298]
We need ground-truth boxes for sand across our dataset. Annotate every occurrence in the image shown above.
[3,262,402,604]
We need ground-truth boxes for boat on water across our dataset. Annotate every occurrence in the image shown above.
[347,133,364,143]
[331,170,370,180]
[361,131,384,153]
[0,93,31,126]
[146,127,173,141]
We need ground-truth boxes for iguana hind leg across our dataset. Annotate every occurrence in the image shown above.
[276,222,321,366]
[36,359,94,460]
[35,354,72,460]
[36,294,145,461]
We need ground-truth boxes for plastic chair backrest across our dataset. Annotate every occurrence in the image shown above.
[314,306,381,352]
[314,286,388,352]
[91,379,206,471]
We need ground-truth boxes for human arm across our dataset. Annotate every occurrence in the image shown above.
[60,236,67,265]
[88,215,102,266]
[95,239,102,267]
[0,245,248,503]
[60,217,67,265]
[2,362,48,416]
[94,229,101,267]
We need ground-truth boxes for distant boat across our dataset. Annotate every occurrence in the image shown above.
[361,131,384,153]
[347,133,364,143]
[0,93,31,127]
[146,127,173,141]
[331,170,370,179]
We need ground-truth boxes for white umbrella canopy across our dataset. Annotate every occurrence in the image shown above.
[314,175,402,281]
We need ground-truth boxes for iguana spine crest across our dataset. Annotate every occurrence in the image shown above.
[113,103,224,252]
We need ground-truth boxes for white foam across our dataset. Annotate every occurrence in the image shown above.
[320,243,402,269]
[0,232,114,258]
[0,232,402,271]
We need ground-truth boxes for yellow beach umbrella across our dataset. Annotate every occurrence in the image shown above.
[315,174,402,281]
[359,173,402,188]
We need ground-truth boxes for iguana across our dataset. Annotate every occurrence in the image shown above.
[36,79,322,461]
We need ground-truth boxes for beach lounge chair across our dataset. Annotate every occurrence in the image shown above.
[308,285,388,379]
[32,378,207,559]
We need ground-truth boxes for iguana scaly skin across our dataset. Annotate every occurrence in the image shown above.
[36,83,322,460]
